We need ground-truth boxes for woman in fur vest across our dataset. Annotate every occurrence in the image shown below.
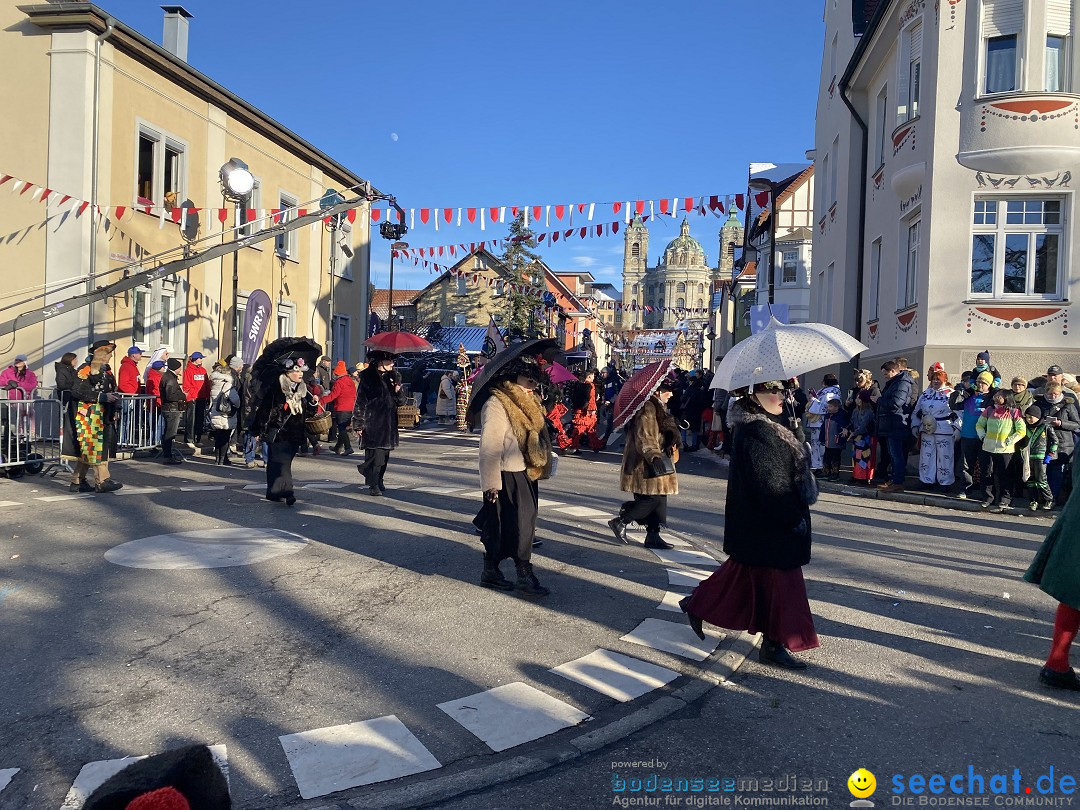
[251,355,319,506]
[352,351,406,496]
[680,380,820,669]
[476,355,553,596]
[607,377,680,550]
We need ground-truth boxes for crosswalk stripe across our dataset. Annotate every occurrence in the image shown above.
[437,682,590,753]
[412,486,468,494]
[553,505,608,518]
[667,568,709,588]
[60,746,227,809]
[301,482,348,489]
[279,715,441,800]
[648,547,718,570]
[0,501,22,508]
[620,618,722,661]
[550,649,680,702]
[0,769,19,795]
[35,494,93,502]
[178,485,226,491]
[113,487,162,495]
[656,591,690,612]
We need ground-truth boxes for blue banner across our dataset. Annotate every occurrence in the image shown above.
[241,289,273,366]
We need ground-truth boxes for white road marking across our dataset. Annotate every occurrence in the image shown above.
[35,494,93,502]
[178,485,227,492]
[538,498,566,508]
[554,505,608,518]
[280,715,441,800]
[243,484,265,490]
[438,682,591,752]
[60,746,226,809]
[0,769,19,794]
[301,482,348,489]
[412,486,468,494]
[656,591,690,612]
[105,528,308,570]
[112,487,162,495]
[620,618,722,661]
[667,568,709,588]
[648,548,718,570]
[0,501,22,508]
[550,649,680,702]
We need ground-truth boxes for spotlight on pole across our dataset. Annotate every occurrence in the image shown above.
[218,157,254,201]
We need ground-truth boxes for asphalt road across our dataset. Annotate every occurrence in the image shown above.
[1,427,1076,809]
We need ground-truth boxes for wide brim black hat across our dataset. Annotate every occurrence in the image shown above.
[83,744,231,810]
[466,338,561,417]
[90,339,117,352]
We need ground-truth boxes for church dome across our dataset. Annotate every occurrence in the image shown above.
[661,219,707,267]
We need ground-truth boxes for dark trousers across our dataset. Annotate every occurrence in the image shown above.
[1047,451,1072,505]
[332,412,352,453]
[212,428,231,463]
[959,436,989,495]
[823,447,843,476]
[478,470,539,563]
[362,448,391,489]
[161,410,181,459]
[266,439,297,499]
[1027,458,1054,506]
[621,493,667,532]
[987,451,1014,506]
[887,435,907,485]
[185,400,207,442]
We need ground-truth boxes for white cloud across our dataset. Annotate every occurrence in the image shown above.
[571,256,599,268]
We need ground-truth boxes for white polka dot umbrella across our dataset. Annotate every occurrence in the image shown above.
[710,317,869,391]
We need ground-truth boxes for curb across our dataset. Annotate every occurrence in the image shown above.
[813,478,1053,517]
[269,633,759,810]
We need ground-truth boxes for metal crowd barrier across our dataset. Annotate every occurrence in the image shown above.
[116,394,161,452]
[0,394,63,475]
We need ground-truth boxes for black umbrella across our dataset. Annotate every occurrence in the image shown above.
[247,336,323,419]
[466,338,561,419]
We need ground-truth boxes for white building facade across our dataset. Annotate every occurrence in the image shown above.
[812,0,1080,379]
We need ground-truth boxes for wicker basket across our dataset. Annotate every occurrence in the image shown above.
[306,410,333,435]
[397,404,420,429]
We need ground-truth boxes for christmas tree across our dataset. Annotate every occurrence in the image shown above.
[497,213,544,339]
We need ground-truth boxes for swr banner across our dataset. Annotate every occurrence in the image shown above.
[241,289,273,366]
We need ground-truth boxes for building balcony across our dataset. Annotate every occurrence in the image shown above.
[958,93,1080,176]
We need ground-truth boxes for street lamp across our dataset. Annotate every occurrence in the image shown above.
[380,219,409,332]
[219,157,253,354]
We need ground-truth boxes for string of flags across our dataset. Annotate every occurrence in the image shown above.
[2,171,771,239]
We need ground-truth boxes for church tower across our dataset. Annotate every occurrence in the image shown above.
[621,214,649,330]
[715,207,744,285]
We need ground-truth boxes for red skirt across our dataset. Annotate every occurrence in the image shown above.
[685,559,819,652]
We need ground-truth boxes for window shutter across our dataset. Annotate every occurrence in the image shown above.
[982,0,1024,37]
[909,24,923,62]
[1047,0,1072,33]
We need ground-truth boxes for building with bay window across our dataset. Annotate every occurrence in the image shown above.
[810,0,1079,381]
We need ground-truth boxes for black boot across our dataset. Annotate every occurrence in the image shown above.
[678,596,706,640]
[759,639,807,669]
[607,515,629,544]
[644,529,673,550]
[514,560,550,597]
[480,554,514,591]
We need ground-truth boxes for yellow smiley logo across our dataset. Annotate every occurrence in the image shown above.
[848,768,877,798]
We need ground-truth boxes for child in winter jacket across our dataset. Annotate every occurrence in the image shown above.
[849,390,877,483]
[976,390,1026,511]
[1021,405,1057,511]
[819,398,850,481]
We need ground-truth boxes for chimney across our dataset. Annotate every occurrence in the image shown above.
[161,5,193,61]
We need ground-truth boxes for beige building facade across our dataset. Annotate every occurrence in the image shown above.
[0,2,375,383]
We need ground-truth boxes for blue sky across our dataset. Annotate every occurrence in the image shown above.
[103,0,825,290]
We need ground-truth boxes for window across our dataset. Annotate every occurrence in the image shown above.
[829,33,837,80]
[331,314,350,363]
[899,219,920,308]
[132,289,148,343]
[826,263,835,323]
[676,297,685,309]
[160,293,173,345]
[781,251,798,285]
[275,193,298,258]
[456,275,468,295]
[869,238,882,321]
[898,24,922,122]
[676,282,686,294]
[238,180,260,237]
[135,126,185,206]
[631,283,639,295]
[875,86,889,167]
[970,197,1064,298]
[631,242,640,258]
[821,153,830,208]
[830,138,839,204]
[1046,35,1068,91]
[985,35,1018,93]
[454,313,467,327]
[474,256,483,269]
[276,303,294,339]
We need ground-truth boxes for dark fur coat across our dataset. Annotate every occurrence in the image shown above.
[723,400,816,570]
[352,366,406,450]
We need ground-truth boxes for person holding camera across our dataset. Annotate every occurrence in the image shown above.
[607,376,680,550]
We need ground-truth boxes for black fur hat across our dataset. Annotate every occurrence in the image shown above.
[83,744,230,810]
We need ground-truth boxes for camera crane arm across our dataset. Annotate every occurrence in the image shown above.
[1,192,406,337]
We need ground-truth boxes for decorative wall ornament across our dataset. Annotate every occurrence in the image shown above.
[896,309,918,337]
[980,100,1079,136]
[868,322,879,341]
[966,306,1068,336]
[974,171,1071,188]
[900,0,926,28]
[892,123,916,156]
